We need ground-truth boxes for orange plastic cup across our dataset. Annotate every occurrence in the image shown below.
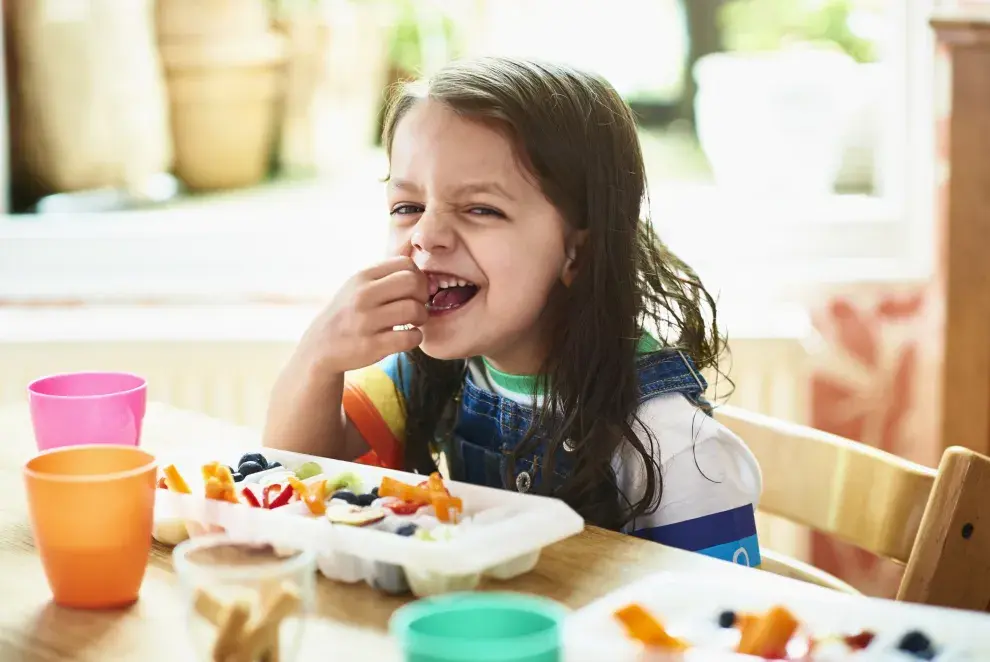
[23,444,158,609]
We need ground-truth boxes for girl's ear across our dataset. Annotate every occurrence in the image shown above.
[561,229,590,287]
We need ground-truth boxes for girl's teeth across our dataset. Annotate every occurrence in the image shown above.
[432,276,475,290]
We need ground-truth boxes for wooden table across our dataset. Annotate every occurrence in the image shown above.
[0,402,777,661]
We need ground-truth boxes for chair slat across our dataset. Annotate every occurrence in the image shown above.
[760,548,861,595]
[898,447,990,610]
[715,406,936,563]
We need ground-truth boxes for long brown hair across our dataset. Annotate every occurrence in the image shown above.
[381,57,726,531]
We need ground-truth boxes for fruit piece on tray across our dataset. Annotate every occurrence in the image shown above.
[736,605,799,659]
[383,500,422,516]
[287,476,327,516]
[324,470,363,494]
[241,487,262,508]
[267,484,295,509]
[294,461,323,481]
[325,503,387,527]
[202,462,240,504]
[163,464,192,494]
[379,472,463,523]
[613,603,688,651]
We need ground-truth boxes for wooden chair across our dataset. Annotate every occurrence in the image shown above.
[714,405,990,611]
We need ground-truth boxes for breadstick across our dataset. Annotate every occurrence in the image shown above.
[212,600,252,662]
[261,628,281,662]
[238,584,301,660]
[194,588,225,627]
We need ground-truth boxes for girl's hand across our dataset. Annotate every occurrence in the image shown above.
[299,256,429,375]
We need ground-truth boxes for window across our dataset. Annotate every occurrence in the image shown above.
[0,0,936,314]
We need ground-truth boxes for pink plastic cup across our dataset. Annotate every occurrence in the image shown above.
[28,372,148,452]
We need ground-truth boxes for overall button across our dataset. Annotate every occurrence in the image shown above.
[563,438,576,452]
[515,470,532,493]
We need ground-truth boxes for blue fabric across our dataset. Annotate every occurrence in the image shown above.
[633,504,762,567]
[441,349,710,491]
[632,503,757,551]
[698,535,762,567]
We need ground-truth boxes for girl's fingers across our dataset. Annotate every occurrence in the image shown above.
[362,268,430,307]
[359,255,418,282]
[364,299,429,332]
[375,327,424,355]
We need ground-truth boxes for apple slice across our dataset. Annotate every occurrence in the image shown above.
[324,504,386,527]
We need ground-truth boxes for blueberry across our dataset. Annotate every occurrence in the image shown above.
[371,487,379,498]
[238,453,268,469]
[332,490,359,505]
[356,493,377,507]
[395,523,418,537]
[232,472,244,482]
[897,630,936,659]
[268,461,282,469]
[717,610,736,628]
[238,461,264,477]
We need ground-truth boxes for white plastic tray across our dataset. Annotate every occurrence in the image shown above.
[154,447,584,597]
[563,572,990,661]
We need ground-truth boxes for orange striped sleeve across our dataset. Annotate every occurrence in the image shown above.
[343,355,410,470]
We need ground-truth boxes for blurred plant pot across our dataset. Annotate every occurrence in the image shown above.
[5,0,171,198]
[693,49,859,197]
[160,35,287,191]
[156,0,270,42]
[271,13,332,177]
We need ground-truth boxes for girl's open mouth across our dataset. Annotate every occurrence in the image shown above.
[426,274,479,316]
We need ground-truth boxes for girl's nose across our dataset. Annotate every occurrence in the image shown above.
[411,209,456,254]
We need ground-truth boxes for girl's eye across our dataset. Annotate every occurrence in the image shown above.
[390,204,423,216]
[467,207,505,218]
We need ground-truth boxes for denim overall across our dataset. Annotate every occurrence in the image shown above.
[437,349,711,494]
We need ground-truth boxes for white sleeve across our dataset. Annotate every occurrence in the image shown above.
[613,394,764,566]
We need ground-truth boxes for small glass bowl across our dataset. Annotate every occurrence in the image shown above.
[173,533,317,662]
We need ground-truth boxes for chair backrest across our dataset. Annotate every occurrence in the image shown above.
[715,405,936,563]
[715,405,990,611]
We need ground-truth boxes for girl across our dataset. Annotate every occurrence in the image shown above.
[265,57,762,567]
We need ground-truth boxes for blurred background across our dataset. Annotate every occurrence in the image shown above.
[0,0,977,596]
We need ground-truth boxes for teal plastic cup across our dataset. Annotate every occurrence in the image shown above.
[389,592,567,662]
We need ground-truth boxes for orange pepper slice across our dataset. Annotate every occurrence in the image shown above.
[204,476,225,500]
[287,476,310,499]
[201,462,235,485]
[288,476,328,515]
[201,462,219,481]
[426,473,460,521]
[214,464,236,486]
[302,479,327,516]
[427,472,449,495]
[614,604,688,651]
[736,606,799,658]
[163,465,192,494]
[380,476,431,505]
[381,475,463,521]
[432,494,463,523]
[201,462,238,503]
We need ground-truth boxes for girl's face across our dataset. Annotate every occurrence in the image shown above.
[387,100,577,374]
